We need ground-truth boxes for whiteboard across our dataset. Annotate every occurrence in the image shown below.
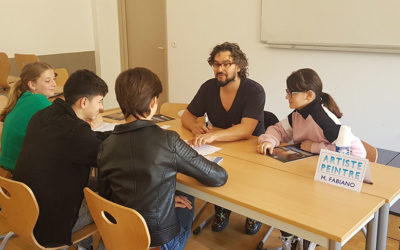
[261,0,400,53]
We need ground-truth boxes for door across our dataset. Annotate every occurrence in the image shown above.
[120,0,168,107]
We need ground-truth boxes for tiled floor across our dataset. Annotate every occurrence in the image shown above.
[377,148,400,167]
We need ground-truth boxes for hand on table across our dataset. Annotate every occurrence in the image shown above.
[190,122,211,135]
[190,132,216,147]
[257,141,274,155]
[300,140,313,152]
[86,113,104,130]
[175,195,192,210]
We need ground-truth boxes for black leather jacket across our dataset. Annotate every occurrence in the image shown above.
[98,120,228,246]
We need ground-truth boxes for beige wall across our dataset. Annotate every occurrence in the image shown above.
[2,0,399,150]
[0,0,94,56]
[91,0,121,108]
[166,0,400,151]
[1,0,120,109]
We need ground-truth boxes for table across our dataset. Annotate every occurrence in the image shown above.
[205,132,400,250]
[177,153,383,250]
[156,118,400,250]
[99,110,387,249]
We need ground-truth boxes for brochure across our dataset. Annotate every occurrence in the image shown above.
[268,144,315,163]
[151,114,175,123]
[102,113,175,123]
[103,112,124,121]
[205,155,223,164]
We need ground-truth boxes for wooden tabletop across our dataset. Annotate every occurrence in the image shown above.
[177,153,384,244]
[156,118,400,205]
[99,110,386,246]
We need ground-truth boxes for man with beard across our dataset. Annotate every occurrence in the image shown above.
[181,42,265,235]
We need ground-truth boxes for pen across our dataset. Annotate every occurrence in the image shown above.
[205,113,209,128]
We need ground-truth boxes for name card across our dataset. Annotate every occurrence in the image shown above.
[314,149,369,192]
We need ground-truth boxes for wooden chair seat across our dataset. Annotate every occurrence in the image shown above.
[14,54,39,72]
[0,53,12,90]
[0,176,97,249]
[361,140,378,163]
[54,68,68,87]
[84,187,151,250]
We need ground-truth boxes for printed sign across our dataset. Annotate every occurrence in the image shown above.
[314,149,369,192]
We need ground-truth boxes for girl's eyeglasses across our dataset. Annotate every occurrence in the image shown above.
[285,89,304,97]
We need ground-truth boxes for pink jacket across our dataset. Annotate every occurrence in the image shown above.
[258,100,366,158]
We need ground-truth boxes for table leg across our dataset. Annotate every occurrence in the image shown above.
[329,240,341,250]
[366,210,378,250]
[377,203,389,250]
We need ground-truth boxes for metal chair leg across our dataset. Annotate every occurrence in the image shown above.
[193,214,213,235]
[257,226,274,250]
[0,231,15,250]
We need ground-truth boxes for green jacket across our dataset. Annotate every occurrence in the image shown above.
[0,92,51,171]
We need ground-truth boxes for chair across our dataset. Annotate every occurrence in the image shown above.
[54,68,69,87]
[0,95,8,113]
[0,176,97,249]
[14,53,39,72]
[160,102,188,119]
[263,110,279,129]
[0,53,14,91]
[83,187,151,250]
[361,140,378,163]
[0,95,8,153]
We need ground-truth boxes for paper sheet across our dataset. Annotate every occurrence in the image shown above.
[94,122,117,132]
[191,144,221,156]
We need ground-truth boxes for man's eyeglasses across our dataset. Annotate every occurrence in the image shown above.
[211,61,233,70]
[285,89,304,97]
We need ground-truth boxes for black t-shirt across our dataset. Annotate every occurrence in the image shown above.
[187,78,265,136]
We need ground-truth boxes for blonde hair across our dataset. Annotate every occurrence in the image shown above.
[0,62,53,122]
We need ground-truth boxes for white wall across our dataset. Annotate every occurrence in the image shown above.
[0,0,94,56]
[166,0,400,151]
[0,0,120,109]
[91,0,121,109]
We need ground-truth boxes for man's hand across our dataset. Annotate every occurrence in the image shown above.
[175,195,193,209]
[300,140,313,152]
[257,141,274,155]
[190,122,210,135]
[190,132,216,147]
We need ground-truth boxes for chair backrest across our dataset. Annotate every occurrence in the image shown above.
[264,110,279,129]
[0,52,11,89]
[0,95,9,152]
[54,68,69,87]
[14,53,39,72]
[0,176,43,249]
[0,95,9,112]
[361,140,378,163]
[160,102,188,119]
[84,188,151,250]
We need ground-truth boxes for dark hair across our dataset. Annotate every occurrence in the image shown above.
[115,67,163,119]
[207,42,249,78]
[286,68,343,118]
[0,62,53,122]
[63,70,108,105]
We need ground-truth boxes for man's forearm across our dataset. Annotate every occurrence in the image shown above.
[210,124,253,142]
[181,110,199,132]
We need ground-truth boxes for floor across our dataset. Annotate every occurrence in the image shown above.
[185,200,400,250]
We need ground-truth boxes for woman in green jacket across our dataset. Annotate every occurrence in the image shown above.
[0,62,56,174]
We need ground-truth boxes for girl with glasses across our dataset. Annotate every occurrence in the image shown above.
[257,68,366,158]
[257,68,367,249]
